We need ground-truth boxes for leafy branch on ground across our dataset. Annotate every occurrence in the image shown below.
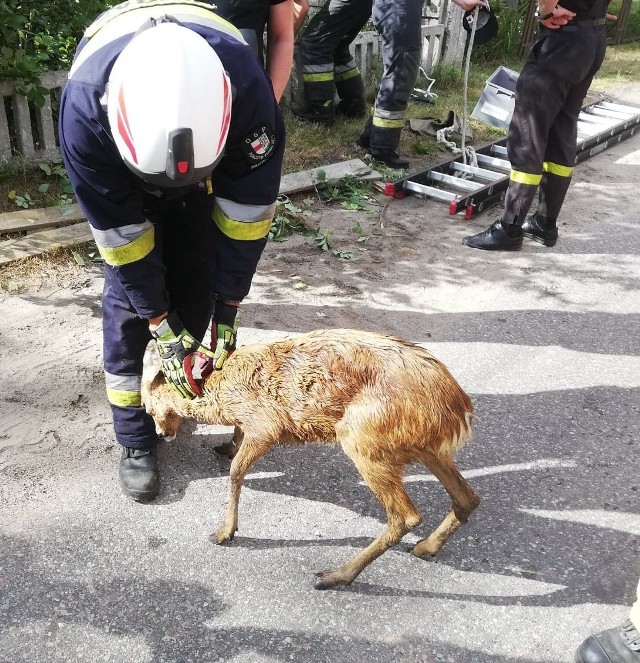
[313,170,380,212]
[270,195,353,260]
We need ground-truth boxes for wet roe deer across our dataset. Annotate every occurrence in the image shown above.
[142,329,480,589]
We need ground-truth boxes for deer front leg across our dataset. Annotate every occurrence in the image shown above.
[211,435,271,544]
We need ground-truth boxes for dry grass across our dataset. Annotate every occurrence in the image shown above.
[591,41,640,93]
[1,43,637,290]
[0,245,100,294]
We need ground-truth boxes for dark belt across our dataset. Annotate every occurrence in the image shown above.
[573,17,606,27]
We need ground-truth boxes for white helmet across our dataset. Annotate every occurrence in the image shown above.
[107,20,232,187]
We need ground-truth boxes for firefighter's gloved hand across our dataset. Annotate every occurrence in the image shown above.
[212,301,239,371]
[150,313,214,399]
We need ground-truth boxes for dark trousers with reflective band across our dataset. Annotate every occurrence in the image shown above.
[503,23,607,226]
[103,189,215,449]
[300,0,372,108]
[370,0,423,151]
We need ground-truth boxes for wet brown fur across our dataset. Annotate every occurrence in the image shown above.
[142,329,480,589]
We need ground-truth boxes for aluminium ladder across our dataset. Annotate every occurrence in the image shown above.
[379,99,640,219]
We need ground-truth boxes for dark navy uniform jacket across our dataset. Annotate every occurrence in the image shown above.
[59,0,285,319]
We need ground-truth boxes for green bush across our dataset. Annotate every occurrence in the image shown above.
[0,1,115,104]
[471,0,531,62]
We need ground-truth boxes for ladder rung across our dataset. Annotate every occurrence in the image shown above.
[589,106,636,120]
[578,112,617,126]
[577,122,602,136]
[427,171,483,191]
[450,162,506,181]
[598,101,640,115]
[475,154,511,171]
[490,145,509,157]
[404,180,458,201]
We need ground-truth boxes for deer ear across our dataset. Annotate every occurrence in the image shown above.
[142,340,162,382]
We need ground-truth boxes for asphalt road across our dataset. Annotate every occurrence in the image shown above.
[1,124,639,663]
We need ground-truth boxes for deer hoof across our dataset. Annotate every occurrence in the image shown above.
[213,442,239,459]
[211,528,235,545]
[313,569,352,590]
[411,538,439,558]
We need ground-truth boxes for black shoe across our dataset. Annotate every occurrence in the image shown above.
[369,149,409,169]
[336,99,367,119]
[522,215,558,247]
[575,619,640,662]
[357,117,372,149]
[463,220,523,251]
[119,446,159,502]
[291,103,334,126]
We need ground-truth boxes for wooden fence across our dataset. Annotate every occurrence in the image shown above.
[0,23,446,166]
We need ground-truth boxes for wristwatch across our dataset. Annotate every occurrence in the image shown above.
[536,5,556,20]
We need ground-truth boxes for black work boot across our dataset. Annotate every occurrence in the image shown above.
[335,76,366,118]
[335,97,367,119]
[369,149,410,169]
[463,220,523,251]
[357,116,372,149]
[292,100,334,126]
[119,445,159,502]
[575,619,640,662]
[522,215,559,247]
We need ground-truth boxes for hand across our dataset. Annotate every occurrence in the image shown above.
[452,0,487,11]
[541,4,576,28]
[212,301,239,370]
[150,313,214,399]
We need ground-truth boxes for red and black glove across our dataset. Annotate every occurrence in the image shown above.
[150,312,214,399]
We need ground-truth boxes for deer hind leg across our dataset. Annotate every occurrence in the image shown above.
[315,447,422,590]
[412,452,480,558]
[212,434,272,545]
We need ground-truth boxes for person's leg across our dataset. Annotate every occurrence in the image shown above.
[107,190,215,502]
[575,577,640,662]
[297,0,358,124]
[103,266,160,502]
[366,0,422,167]
[464,27,603,251]
[528,27,607,244]
[333,0,373,118]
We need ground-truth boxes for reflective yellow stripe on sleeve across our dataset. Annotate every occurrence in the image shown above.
[91,222,155,267]
[213,198,274,241]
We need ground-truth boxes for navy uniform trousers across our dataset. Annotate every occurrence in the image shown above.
[300,0,373,116]
[502,20,607,226]
[103,188,215,449]
[369,0,424,152]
